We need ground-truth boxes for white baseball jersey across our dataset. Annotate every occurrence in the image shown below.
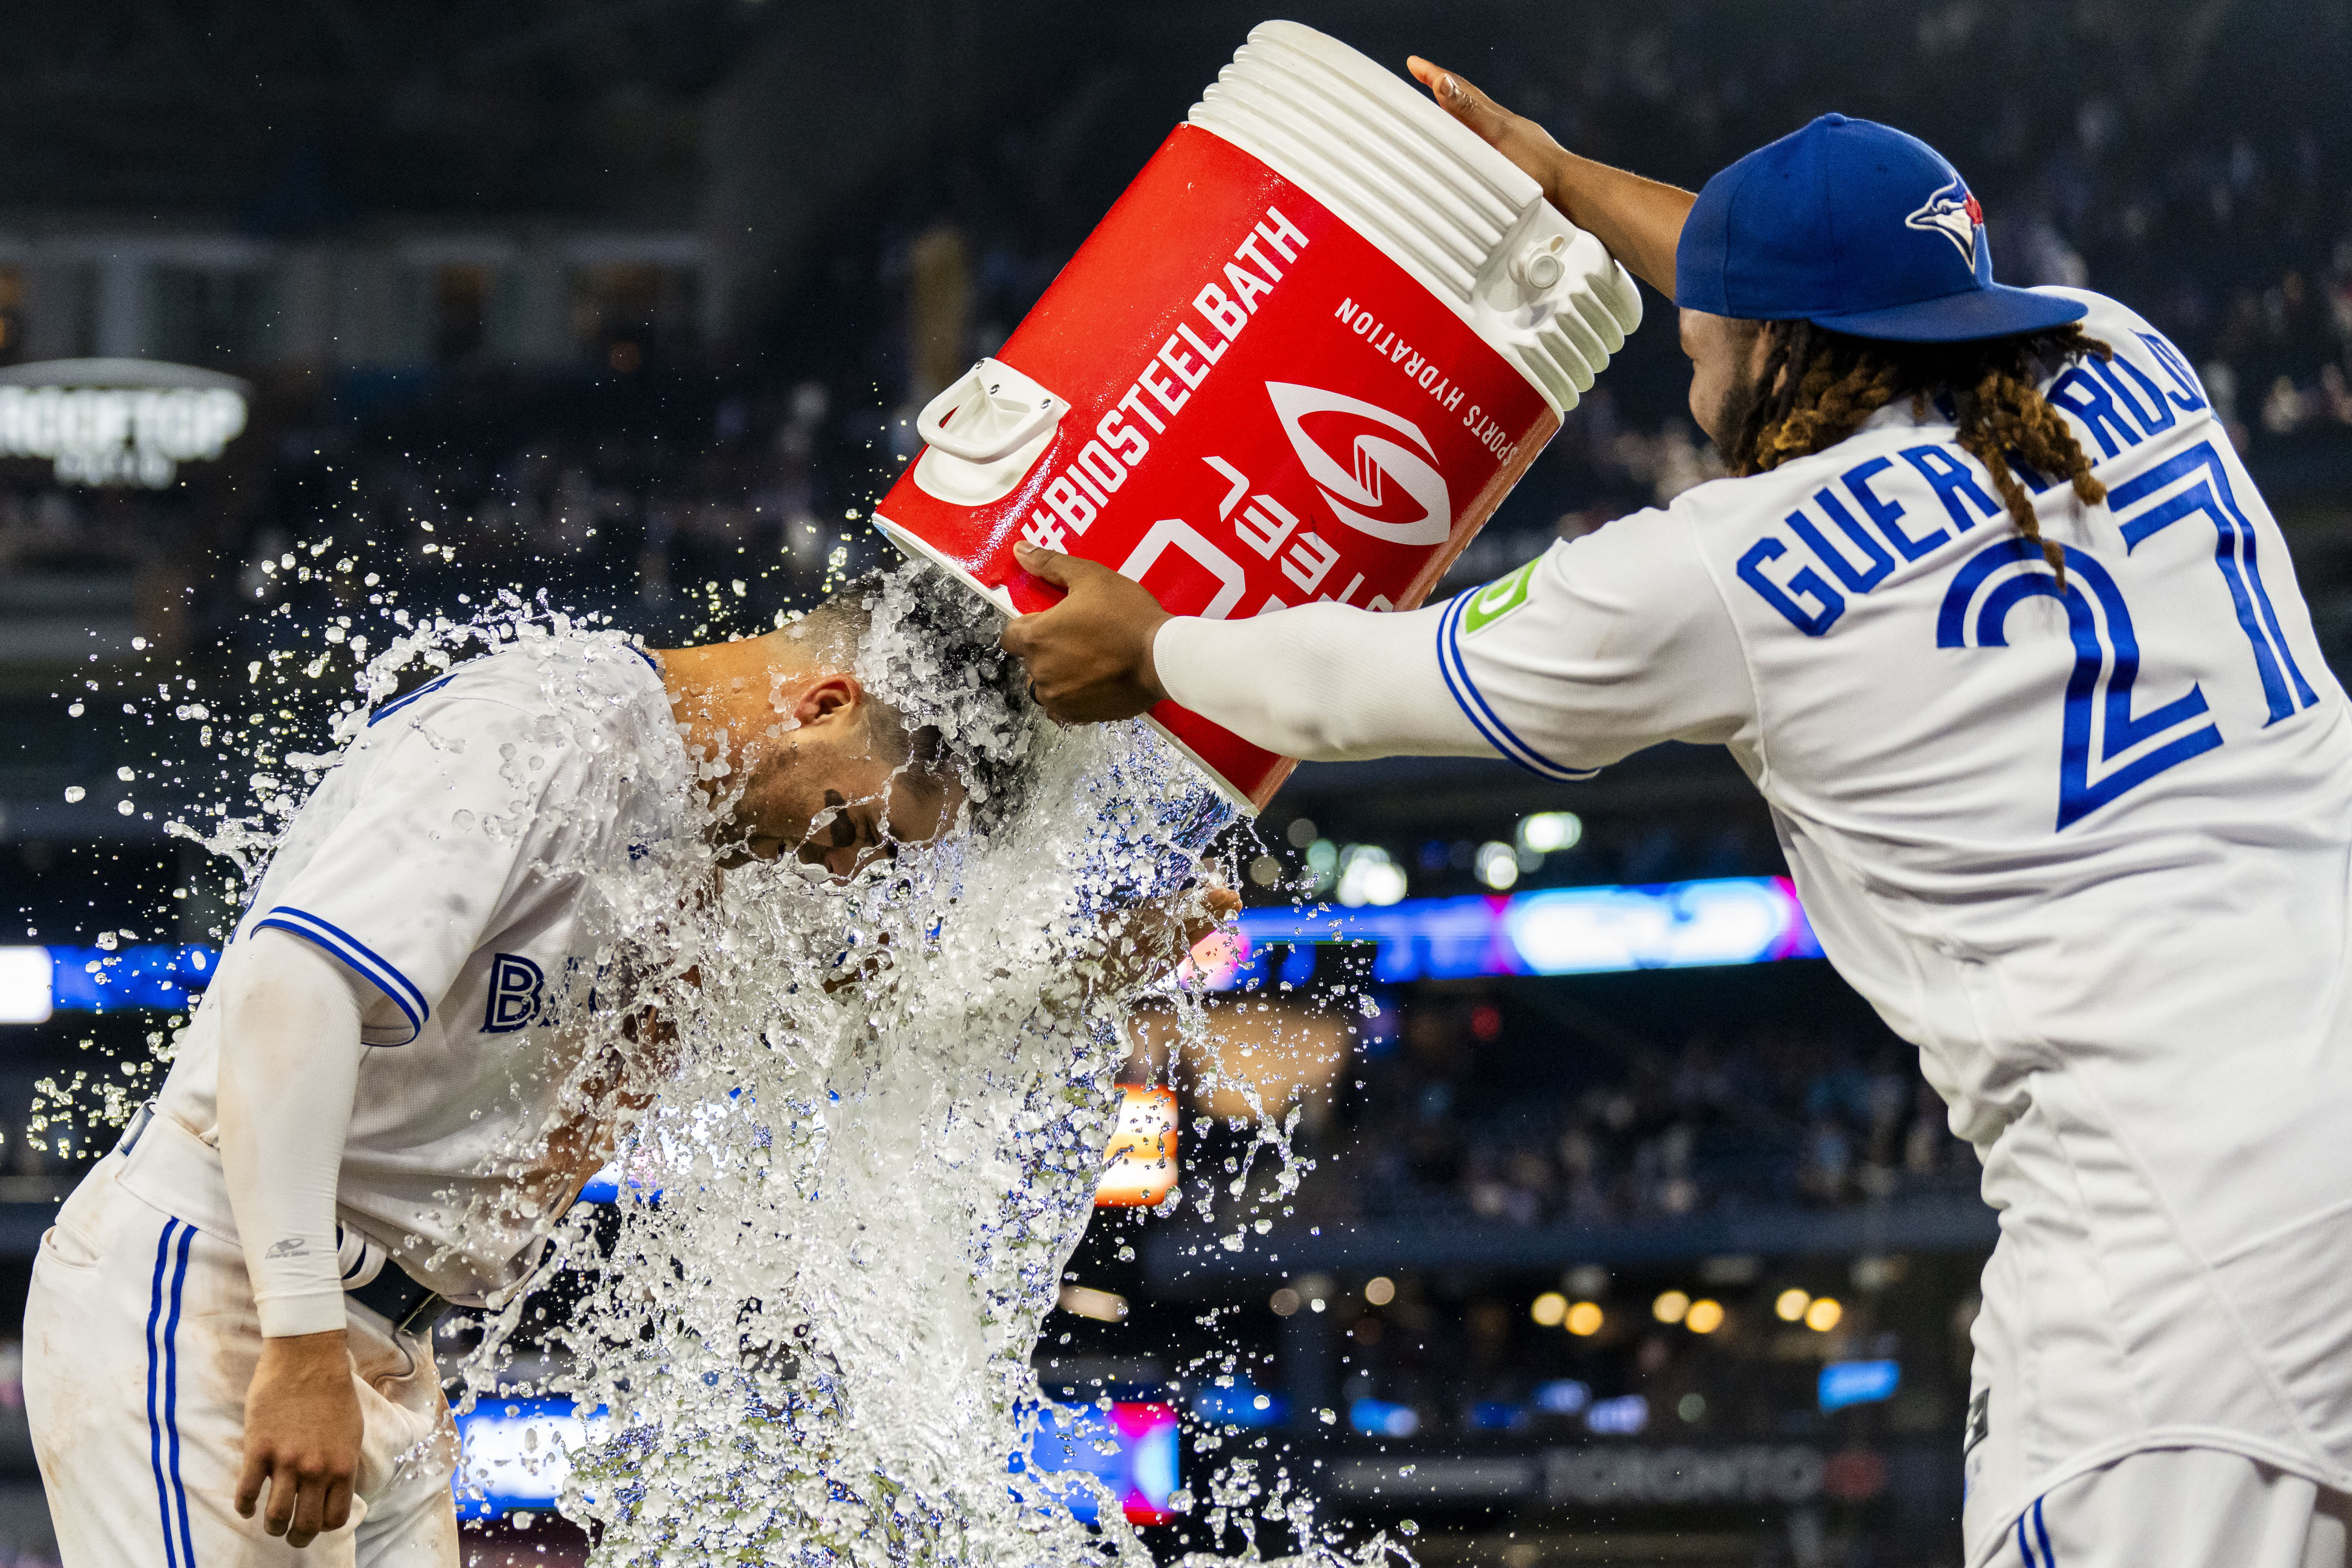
[1157,288,2352,1557]
[149,627,690,1301]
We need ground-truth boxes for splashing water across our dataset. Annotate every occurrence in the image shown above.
[80,546,1402,1567]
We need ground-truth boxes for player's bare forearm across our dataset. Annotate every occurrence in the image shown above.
[1000,542,1170,723]
[1407,57,1693,297]
[238,1330,362,1547]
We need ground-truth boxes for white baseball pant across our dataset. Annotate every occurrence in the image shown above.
[1980,1448,2351,1568]
[23,1153,460,1568]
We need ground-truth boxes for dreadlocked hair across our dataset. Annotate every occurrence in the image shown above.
[1728,320,2112,579]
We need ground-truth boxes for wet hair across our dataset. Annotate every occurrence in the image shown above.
[1725,320,2112,578]
[786,584,926,762]
[786,568,1035,832]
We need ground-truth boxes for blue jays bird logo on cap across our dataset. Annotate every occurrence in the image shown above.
[1905,175,1986,269]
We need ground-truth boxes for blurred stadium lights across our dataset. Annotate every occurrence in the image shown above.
[0,943,214,1018]
[1534,1379,1591,1416]
[1819,1359,1902,1414]
[1582,1394,1649,1436]
[1055,1284,1130,1322]
[0,873,1824,1019]
[1188,877,1824,993]
[453,1398,595,1520]
[1333,844,1407,907]
[1474,841,1518,890]
[0,361,250,489]
[0,947,54,1023]
[1191,1379,1285,1428]
[1348,1398,1420,1438]
[1025,1401,1181,1526]
[458,1387,1185,1530]
[1516,811,1582,854]
[1093,1085,1178,1208]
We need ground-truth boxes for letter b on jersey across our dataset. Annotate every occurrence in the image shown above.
[481,953,544,1033]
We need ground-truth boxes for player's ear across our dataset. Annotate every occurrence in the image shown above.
[789,673,865,734]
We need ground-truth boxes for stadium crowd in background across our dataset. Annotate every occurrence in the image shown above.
[1316,1011,1975,1233]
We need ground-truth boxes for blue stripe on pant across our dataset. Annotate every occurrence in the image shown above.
[166,1224,197,1568]
[146,1220,177,1568]
[145,1218,198,1568]
[2016,1496,2054,1566]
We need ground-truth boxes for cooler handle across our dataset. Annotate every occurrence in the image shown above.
[916,358,1064,464]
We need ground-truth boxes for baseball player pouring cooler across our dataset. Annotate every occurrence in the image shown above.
[1006,62,2352,1568]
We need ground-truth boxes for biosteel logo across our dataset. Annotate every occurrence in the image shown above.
[1267,381,1452,547]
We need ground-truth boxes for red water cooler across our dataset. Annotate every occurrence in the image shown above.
[875,21,1642,812]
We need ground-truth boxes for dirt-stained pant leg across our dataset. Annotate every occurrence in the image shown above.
[23,1157,461,1568]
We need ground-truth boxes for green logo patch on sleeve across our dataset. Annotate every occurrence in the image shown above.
[1461,557,1540,635]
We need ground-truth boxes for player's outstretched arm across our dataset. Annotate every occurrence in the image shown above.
[217,931,369,1547]
[1405,57,1694,297]
[1000,541,1492,763]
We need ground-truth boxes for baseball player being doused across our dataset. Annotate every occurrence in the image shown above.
[1006,61,2352,1568]
[23,577,1230,1568]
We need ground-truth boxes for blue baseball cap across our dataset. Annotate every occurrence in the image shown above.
[1674,113,2086,341]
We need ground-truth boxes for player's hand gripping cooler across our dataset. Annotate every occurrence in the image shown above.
[876,20,1643,811]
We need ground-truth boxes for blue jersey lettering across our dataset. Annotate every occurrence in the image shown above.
[1737,537,1845,636]
[482,953,546,1033]
[1842,455,1949,561]
[1788,488,1895,593]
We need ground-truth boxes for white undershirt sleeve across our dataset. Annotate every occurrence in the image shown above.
[1152,521,1755,778]
[1151,602,1494,762]
[216,929,370,1338]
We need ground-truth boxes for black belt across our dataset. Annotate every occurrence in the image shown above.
[347,1261,452,1337]
[116,1102,453,1337]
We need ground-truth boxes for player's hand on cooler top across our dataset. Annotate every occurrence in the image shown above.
[1001,541,1172,723]
[238,1329,363,1548]
[1406,56,1693,295]
[1405,61,1576,214]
